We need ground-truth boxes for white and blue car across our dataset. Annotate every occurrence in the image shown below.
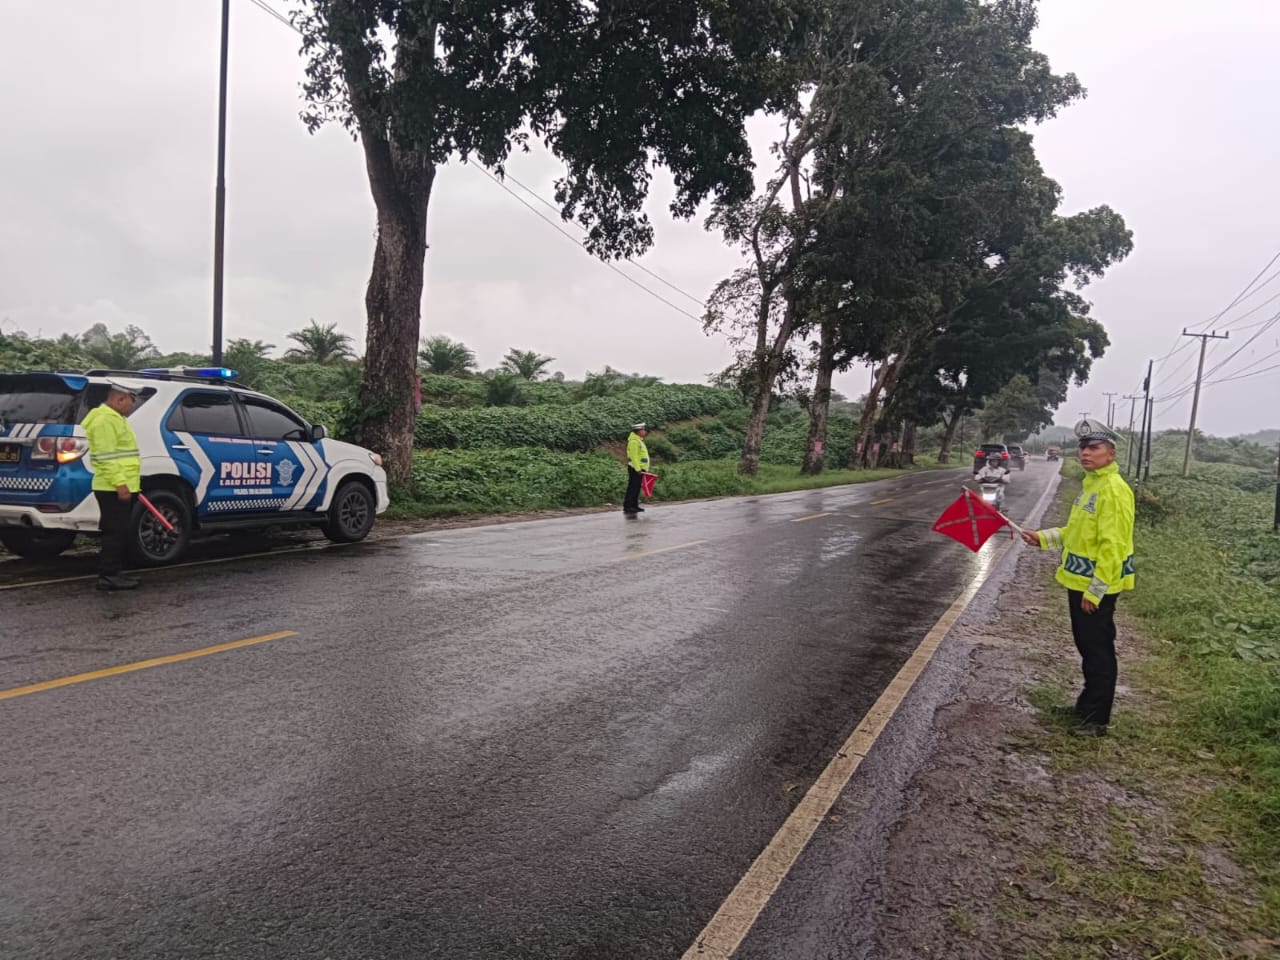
[0,367,389,564]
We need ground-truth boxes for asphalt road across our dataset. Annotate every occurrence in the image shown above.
[0,462,1055,960]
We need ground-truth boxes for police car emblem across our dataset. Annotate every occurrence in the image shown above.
[277,458,298,486]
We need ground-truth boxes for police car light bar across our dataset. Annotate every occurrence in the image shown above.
[137,367,240,380]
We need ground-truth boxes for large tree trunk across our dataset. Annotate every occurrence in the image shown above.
[901,420,917,467]
[738,288,795,476]
[801,319,836,475]
[356,146,436,489]
[334,10,439,490]
[937,411,961,464]
[853,347,910,468]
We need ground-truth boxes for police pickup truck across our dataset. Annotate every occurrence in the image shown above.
[0,367,389,564]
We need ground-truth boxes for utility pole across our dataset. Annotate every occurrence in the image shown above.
[1123,393,1142,475]
[1103,392,1119,427]
[1181,329,1230,477]
[1135,360,1153,481]
[1273,438,1279,533]
[212,0,231,367]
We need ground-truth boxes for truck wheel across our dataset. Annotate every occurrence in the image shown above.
[0,528,77,561]
[127,490,192,566]
[323,481,375,543]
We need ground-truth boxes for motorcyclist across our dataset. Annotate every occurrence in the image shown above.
[974,454,1010,509]
[974,454,1010,485]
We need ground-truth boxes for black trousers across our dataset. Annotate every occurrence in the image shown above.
[95,491,132,577]
[1066,589,1119,725]
[623,467,642,513]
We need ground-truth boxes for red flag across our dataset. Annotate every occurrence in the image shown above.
[931,488,1009,552]
[640,472,658,498]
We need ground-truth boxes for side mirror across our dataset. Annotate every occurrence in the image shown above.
[311,424,328,441]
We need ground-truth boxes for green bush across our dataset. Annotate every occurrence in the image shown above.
[521,381,576,406]
[413,384,740,451]
[759,414,858,468]
[411,448,622,509]
[283,398,343,430]
[419,374,488,408]
[645,436,678,465]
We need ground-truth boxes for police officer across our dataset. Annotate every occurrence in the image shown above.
[1021,420,1135,736]
[83,382,142,591]
[624,422,650,515]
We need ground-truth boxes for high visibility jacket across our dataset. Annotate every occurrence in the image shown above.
[627,432,650,473]
[1037,462,1135,605]
[82,404,142,493]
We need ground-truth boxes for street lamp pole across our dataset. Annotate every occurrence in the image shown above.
[212,0,230,366]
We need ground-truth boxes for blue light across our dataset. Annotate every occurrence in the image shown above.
[137,367,239,380]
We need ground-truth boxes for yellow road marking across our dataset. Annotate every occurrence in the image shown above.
[789,512,831,523]
[870,497,894,505]
[681,545,1011,960]
[0,631,299,702]
[607,540,707,563]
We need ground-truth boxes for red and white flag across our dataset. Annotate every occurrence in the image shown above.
[931,488,1011,552]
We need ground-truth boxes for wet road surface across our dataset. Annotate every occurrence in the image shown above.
[1,464,1054,959]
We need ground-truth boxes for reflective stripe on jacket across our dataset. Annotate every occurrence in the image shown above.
[627,432,650,473]
[82,404,142,493]
[1038,462,1135,605]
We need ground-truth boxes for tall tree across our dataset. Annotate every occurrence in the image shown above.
[285,320,355,364]
[706,0,1083,475]
[293,0,808,485]
[79,323,157,369]
[224,338,277,388]
[500,349,555,381]
[419,336,477,377]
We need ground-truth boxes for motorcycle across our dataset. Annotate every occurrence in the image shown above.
[979,481,1005,511]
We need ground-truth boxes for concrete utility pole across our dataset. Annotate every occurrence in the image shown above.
[1103,392,1119,427]
[1135,360,1153,482]
[212,0,231,367]
[1123,393,1142,475]
[1273,438,1279,533]
[1181,329,1230,477]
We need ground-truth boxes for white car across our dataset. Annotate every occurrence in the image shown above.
[0,367,389,564]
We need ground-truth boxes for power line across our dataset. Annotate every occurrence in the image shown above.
[499,172,706,308]
[244,0,708,321]
[245,0,297,32]
[1201,310,1280,380]
[1156,311,1280,405]
[472,165,705,323]
[1211,360,1280,384]
[1151,249,1280,375]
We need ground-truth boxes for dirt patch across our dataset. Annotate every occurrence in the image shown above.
[871,518,1276,958]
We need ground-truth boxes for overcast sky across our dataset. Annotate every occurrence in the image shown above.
[1,1,1277,436]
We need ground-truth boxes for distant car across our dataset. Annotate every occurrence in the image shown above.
[972,443,1010,474]
[0,367,389,565]
[1045,445,1061,462]
[1007,444,1027,470]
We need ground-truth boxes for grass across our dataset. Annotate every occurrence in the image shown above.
[387,449,939,519]
[1007,450,1280,953]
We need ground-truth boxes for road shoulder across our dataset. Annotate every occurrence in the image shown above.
[870,479,1277,959]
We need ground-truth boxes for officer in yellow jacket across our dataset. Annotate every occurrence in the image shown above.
[1022,420,1135,736]
[82,382,143,591]
[624,422,650,515]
